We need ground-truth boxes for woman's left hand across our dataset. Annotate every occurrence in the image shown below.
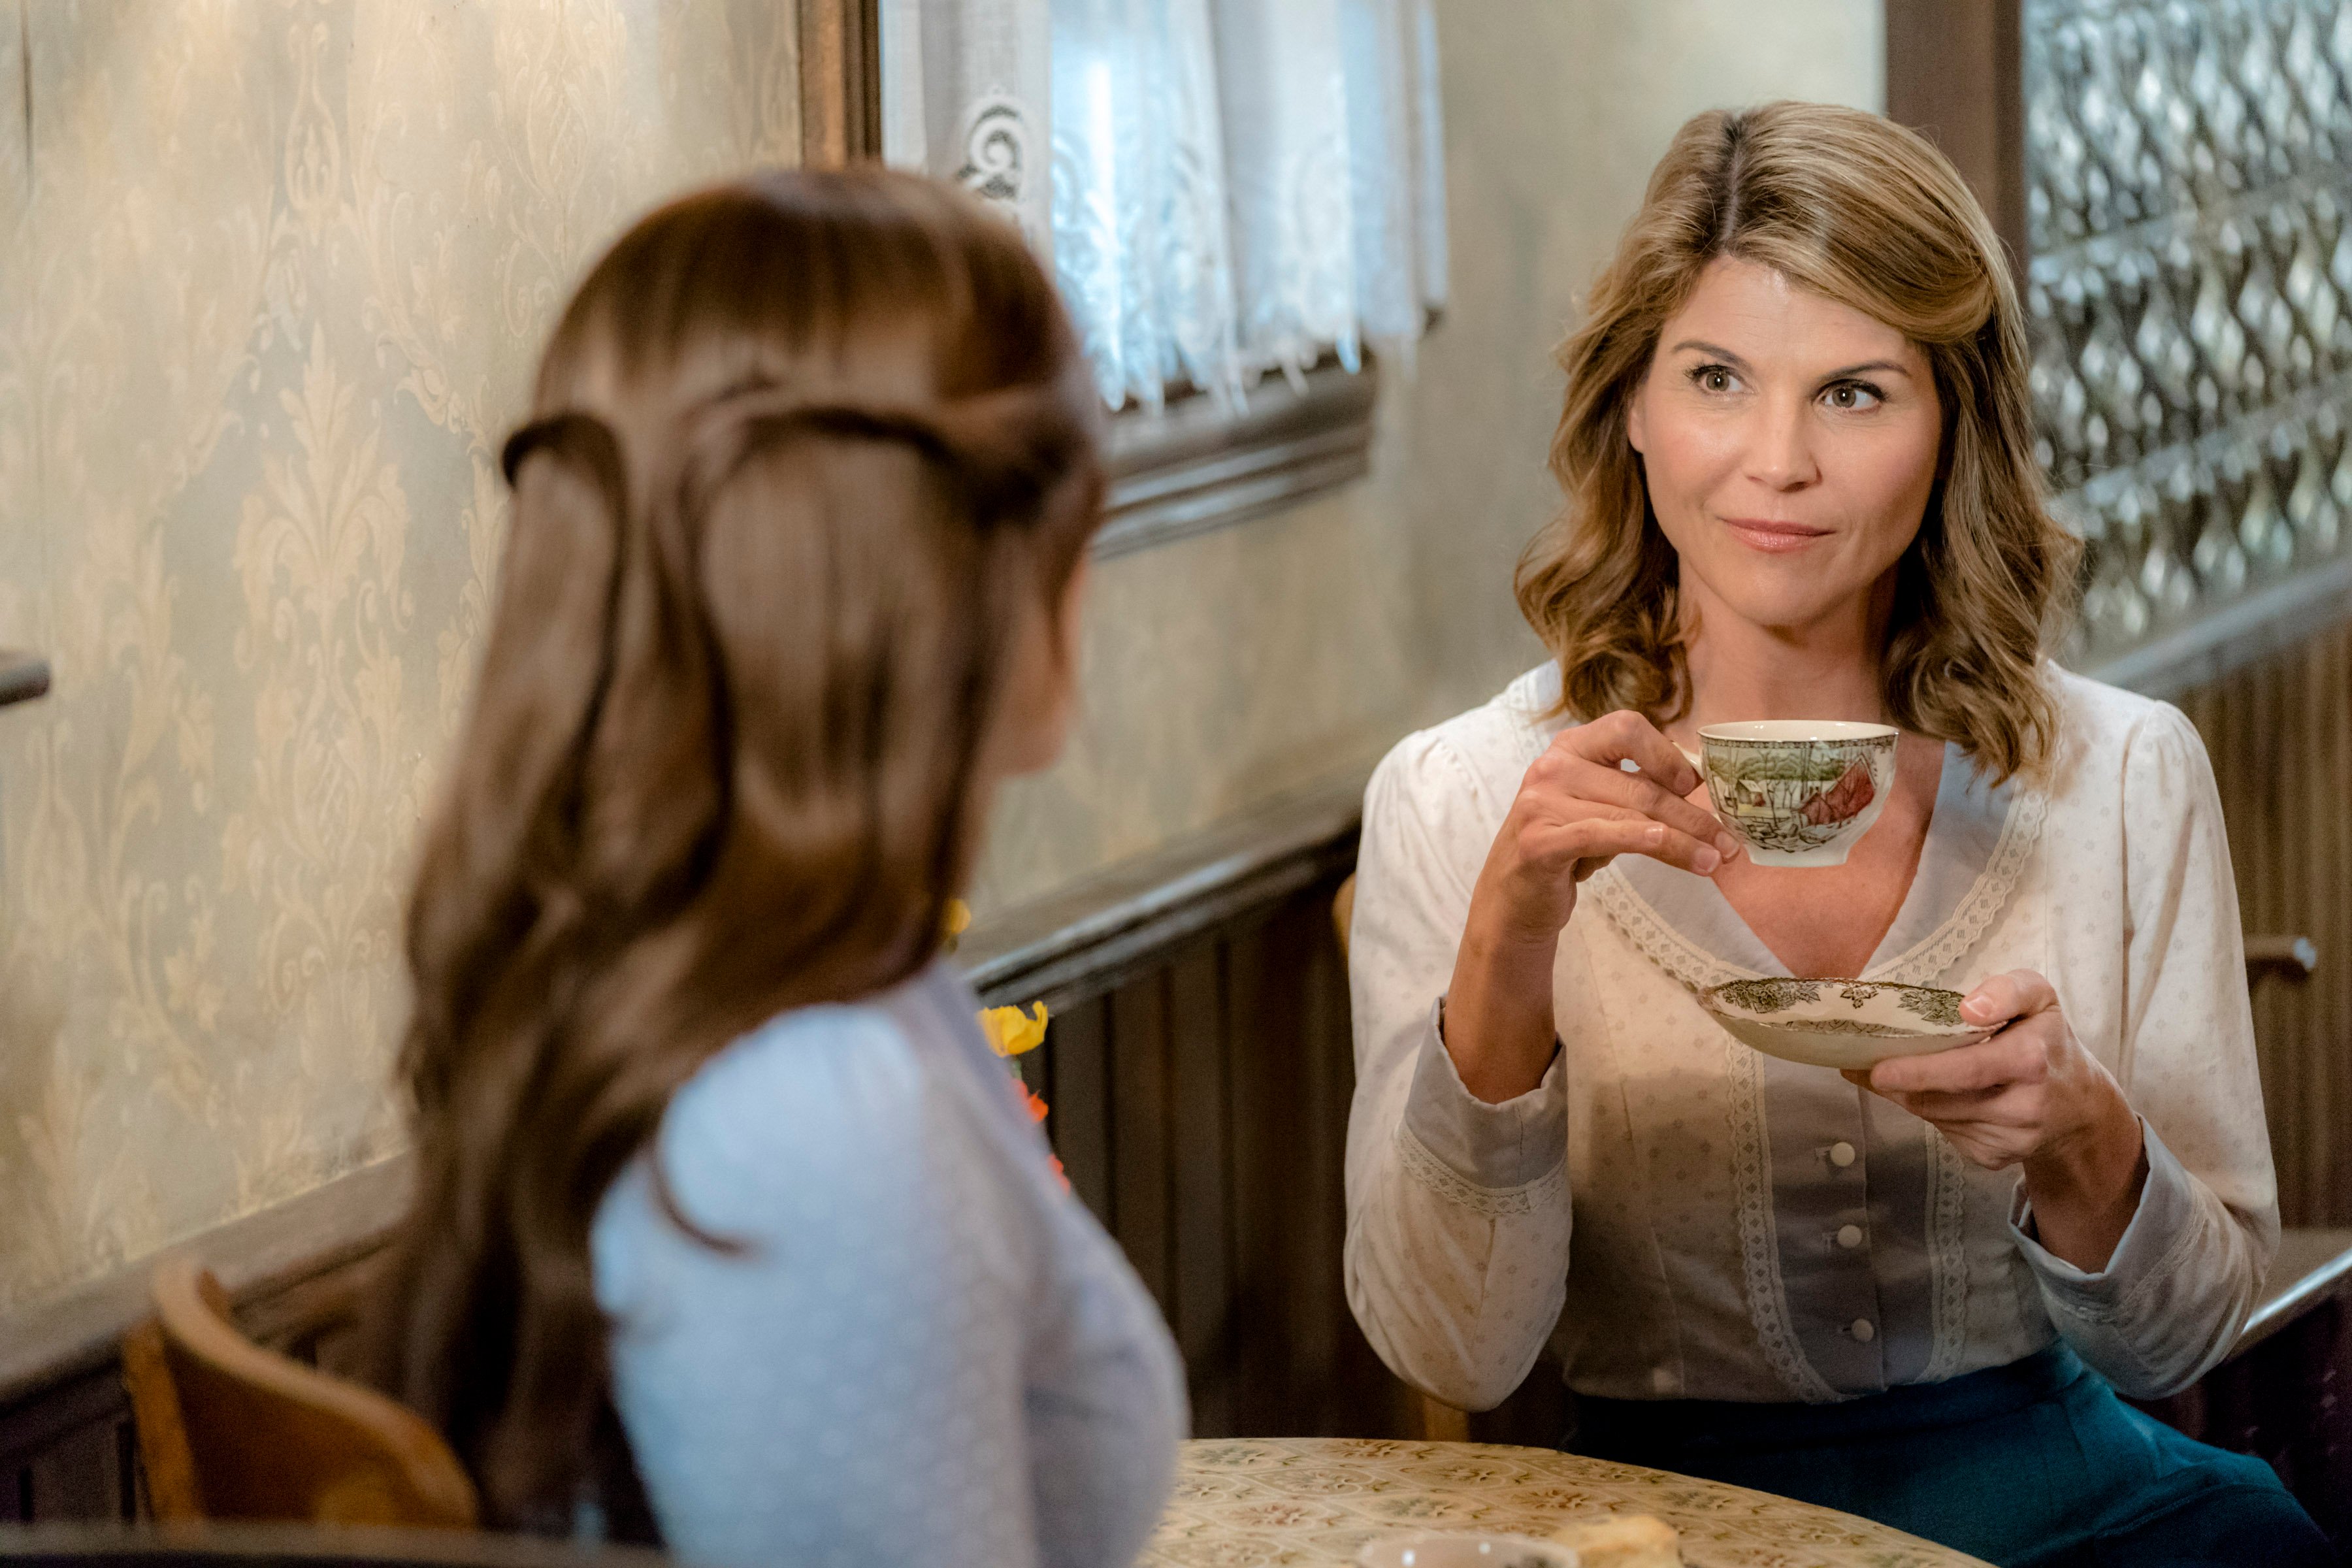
[1844,970,2149,1271]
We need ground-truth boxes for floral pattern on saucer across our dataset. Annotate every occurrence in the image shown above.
[1698,979,1991,1070]
[1710,978,1966,1033]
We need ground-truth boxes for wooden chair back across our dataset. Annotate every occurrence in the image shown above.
[119,1257,478,1530]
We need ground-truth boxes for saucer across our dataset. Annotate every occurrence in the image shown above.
[1356,1533,1575,1568]
[1698,978,1993,1071]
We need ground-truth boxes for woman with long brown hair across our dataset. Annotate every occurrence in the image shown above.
[368,169,1183,1565]
[1344,104,2326,1564]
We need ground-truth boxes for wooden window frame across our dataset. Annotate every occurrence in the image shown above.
[1884,0,2026,268]
[799,0,884,168]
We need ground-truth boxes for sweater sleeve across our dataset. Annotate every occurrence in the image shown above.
[595,1009,1047,1568]
[1342,728,1574,1411]
[2014,702,2280,1398]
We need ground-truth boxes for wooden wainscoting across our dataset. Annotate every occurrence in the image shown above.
[966,776,1418,1441]
[0,774,1422,1522]
[1,614,2347,1517]
[2166,616,2352,1228]
[1010,882,1409,1439]
[0,1162,404,1523]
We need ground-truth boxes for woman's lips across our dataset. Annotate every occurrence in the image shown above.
[1722,517,1832,553]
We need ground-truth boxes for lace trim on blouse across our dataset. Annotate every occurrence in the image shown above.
[1919,1124,1976,1384]
[1393,1121,1570,1219]
[1865,784,2050,987]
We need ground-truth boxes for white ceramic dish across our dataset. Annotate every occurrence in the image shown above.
[1697,720,1899,868]
[1699,977,1995,1071]
[1356,1533,1577,1568]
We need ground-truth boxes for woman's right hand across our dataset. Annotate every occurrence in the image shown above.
[1442,711,1740,1103]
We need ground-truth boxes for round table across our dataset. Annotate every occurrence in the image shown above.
[1143,1438,1991,1567]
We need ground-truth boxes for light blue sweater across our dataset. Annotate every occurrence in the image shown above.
[592,961,1186,1567]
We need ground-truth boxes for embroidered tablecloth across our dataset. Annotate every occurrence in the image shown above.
[1143,1438,1989,1567]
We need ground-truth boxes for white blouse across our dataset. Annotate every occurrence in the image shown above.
[1344,662,2279,1410]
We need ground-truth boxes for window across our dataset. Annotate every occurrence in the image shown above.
[880,0,1446,547]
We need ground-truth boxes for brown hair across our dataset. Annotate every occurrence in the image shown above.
[1514,101,2079,780]
[366,169,1103,1528]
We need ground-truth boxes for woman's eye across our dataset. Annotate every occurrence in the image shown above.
[1823,382,1884,410]
[1693,367,1737,393]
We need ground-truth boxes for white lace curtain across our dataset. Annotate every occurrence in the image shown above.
[880,0,1447,412]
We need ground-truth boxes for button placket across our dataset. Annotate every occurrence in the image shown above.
[1757,1053,1889,1394]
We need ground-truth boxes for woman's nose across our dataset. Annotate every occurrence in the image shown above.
[1744,397,1821,490]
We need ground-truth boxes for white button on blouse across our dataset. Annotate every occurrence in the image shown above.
[1837,1224,1865,1250]
[1829,1141,1857,1169]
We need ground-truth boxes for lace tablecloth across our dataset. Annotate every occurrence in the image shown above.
[1142,1438,1989,1567]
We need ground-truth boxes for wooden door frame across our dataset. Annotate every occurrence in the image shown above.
[1884,0,2026,268]
[800,0,883,167]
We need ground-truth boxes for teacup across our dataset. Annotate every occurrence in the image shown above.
[1697,720,1897,868]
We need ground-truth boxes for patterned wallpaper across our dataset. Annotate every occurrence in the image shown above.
[0,0,1883,1314]
[0,0,798,1309]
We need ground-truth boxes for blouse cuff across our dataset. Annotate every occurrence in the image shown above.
[2009,1117,2198,1307]
[1399,997,1567,1191]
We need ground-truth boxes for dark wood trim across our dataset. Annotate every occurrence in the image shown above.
[798,0,882,169]
[959,769,1368,1011]
[1884,0,2027,267]
[2238,1228,2352,1356]
[0,1161,409,1413]
[1094,363,1381,562]
[0,651,48,708]
[0,1522,671,1563]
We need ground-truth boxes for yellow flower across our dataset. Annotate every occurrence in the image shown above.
[978,1001,1049,1058]
[942,898,972,954]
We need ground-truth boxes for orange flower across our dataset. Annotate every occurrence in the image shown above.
[977,1000,1068,1190]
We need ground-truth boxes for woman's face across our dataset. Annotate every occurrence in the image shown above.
[1627,257,1942,639]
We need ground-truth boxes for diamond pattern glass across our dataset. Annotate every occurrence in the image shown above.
[2025,0,2352,659]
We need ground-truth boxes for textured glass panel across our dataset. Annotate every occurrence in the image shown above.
[2025,0,2352,659]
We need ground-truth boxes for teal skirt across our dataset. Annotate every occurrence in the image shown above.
[1567,1343,2330,1567]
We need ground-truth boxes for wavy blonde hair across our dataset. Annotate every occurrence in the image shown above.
[1514,101,2079,781]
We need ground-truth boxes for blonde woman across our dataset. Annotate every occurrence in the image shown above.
[1345,104,2327,1566]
